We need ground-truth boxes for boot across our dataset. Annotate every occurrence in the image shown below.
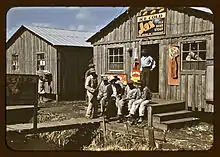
[138,116,143,123]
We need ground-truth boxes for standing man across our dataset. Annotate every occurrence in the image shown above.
[84,63,95,102]
[97,76,109,116]
[140,49,156,87]
[85,68,98,119]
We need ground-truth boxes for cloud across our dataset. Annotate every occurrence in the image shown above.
[6,26,20,41]
[75,9,88,21]
[76,25,85,31]
[30,22,53,27]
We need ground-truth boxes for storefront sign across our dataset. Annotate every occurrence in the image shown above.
[6,74,39,105]
[105,73,127,85]
[168,45,180,85]
[131,58,141,82]
[137,8,166,37]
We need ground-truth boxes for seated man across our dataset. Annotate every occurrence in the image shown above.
[126,80,152,123]
[97,76,109,116]
[105,76,123,121]
[117,80,141,123]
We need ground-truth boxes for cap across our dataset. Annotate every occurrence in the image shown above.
[109,76,116,82]
[89,68,96,74]
[88,63,95,68]
[134,80,142,85]
[127,80,134,85]
[114,75,120,80]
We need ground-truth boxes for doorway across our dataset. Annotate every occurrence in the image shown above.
[141,44,159,93]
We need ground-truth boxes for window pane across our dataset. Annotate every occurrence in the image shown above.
[118,63,123,70]
[114,56,119,62]
[191,61,198,70]
[119,48,123,55]
[119,56,123,62]
[109,56,113,63]
[183,44,189,51]
[182,61,191,70]
[199,42,206,50]
[183,52,188,61]
[191,43,198,51]
[198,61,206,70]
[37,54,41,59]
[109,49,113,55]
[199,51,206,60]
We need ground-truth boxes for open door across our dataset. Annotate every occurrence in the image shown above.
[141,44,159,93]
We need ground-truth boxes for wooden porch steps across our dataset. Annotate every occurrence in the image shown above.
[153,117,200,131]
[150,99,200,131]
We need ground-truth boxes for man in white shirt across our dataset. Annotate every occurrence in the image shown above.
[140,49,156,87]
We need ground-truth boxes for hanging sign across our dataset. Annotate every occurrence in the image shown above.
[137,8,166,37]
[6,74,39,105]
[168,45,180,85]
[131,48,141,82]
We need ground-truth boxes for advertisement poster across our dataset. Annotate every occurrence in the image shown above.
[105,73,127,85]
[131,58,141,82]
[168,45,180,85]
[137,8,166,37]
[6,74,39,105]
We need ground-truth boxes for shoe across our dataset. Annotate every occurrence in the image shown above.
[138,117,143,123]
[125,114,132,118]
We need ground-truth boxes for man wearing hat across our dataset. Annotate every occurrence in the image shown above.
[117,80,141,123]
[126,80,152,123]
[105,76,123,120]
[84,63,95,103]
[85,68,98,118]
[140,49,156,87]
[97,76,109,116]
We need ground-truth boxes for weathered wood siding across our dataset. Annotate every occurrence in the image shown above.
[91,7,214,112]
[6,30,58,94]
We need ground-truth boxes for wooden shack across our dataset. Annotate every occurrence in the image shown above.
[6,25,93,101]
[87,7,214,112]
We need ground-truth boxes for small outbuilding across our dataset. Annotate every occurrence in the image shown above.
[6,25,94,101]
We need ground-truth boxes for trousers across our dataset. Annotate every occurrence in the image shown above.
[129,99,150,116]
[100,96,107,113]
[141,67,150,87]
[85,91,98,118]
[117,99,135,115]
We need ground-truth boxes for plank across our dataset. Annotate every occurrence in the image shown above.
[176,83,181,101]
[184,14,190,34]
[194,75,199,109]
[206,65,214,102]
[166,9,171,35]
[187,75,193,108]
[201,75,206,111]
[159,44,165,99]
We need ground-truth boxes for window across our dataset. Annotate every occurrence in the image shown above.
[108,47,124,70]
[181,41,206,70]
[11,54,19,70]
[37,52,45,71]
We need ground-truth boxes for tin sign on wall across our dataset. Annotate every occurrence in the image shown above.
[137,8,166,37]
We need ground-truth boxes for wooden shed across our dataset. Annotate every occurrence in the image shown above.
[6,25,93,101]
[87,7,214,112]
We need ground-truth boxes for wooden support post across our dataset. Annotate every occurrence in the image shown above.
[102,116,107,146]
[33,101,38,134]
[147,106,156,149]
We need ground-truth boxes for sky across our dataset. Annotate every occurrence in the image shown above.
[6,7,213,40]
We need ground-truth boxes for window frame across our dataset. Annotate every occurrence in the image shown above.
[36,52,46,71]
[107,47,124,72]
[11,53,19,71]
[180,40,207,71]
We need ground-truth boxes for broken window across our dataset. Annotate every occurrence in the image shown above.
[108,47,124,71]
[181,41,206,70]
[11,54,19,71]
[37,52,45,71]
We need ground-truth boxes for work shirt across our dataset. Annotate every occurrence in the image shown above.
[140,56,156,71]
[126,88,141,100]
[85,75,98,94]
[98,82,108,98]
[141,86,152,100]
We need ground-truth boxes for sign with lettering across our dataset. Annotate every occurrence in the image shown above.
[6,74,39,105]
[105,73,127,85]
[137,8,166,37]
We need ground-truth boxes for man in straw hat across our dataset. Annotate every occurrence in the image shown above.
[85,68,98,118]
[105,76,123,121]
[140,49,156,87]
[126,80,152,123]
[117,80,141,123]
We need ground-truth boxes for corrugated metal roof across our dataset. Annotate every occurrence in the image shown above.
[23,25,94,47]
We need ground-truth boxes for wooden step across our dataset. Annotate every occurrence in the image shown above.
[150,100,185,114]
[153,110,194,123]
[153,117,200,131]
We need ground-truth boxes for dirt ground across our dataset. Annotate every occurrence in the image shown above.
[31,101,213,151]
